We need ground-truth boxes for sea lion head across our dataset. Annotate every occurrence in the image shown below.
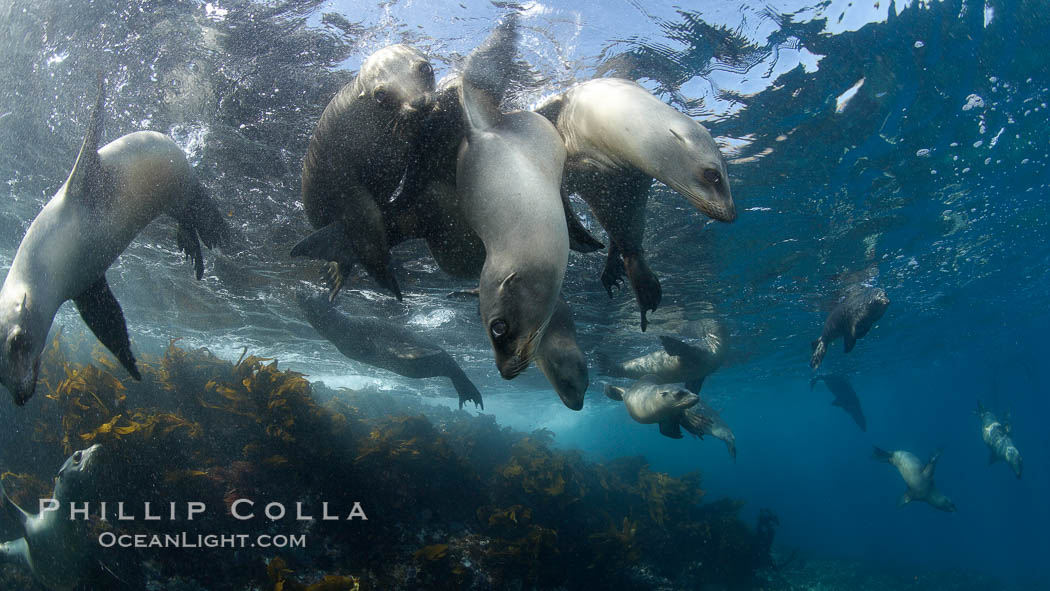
[359,44,436,122]
[854,287,890,336]
[656,386,700,416]
[54,444,102,501]
[658,121,736,223]
[0,294,40,406]
[480,269,558,380]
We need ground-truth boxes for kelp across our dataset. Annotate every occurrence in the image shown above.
[267,557,360,591]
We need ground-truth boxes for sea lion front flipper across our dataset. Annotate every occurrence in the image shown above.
[922,449,943,478]
[679,408,711,438]
[291,220,354,264]
[658,418,683,439]
[0,477,31,529]
[896,491,912,508]
[603,384,625,401]
[170,182,231,280]
[843,334,857,353]
[67,75,106,204]
[72,276,141,381]
[562,189,604,253]
[659,335,697,359]
[684,377,705,394]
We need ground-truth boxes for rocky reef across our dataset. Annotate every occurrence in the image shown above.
[0,336,775,590]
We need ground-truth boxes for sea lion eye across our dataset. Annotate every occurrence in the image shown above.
[73,451,82,464]
[418,62,433,76]
[703,169,722,184]
[373,88,388,104]
[490,319,508,339]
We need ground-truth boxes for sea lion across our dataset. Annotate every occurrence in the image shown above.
[292,43,436,300]
[872,446,956,512]
[0,444,103,590]
[975,401,1022,478]
[604,376,711,439]
[0,80,229,405]
[810,285,889,369]
[299,293,482,409]
[456,21,569,379]
[534,297,588,411]
[597,318,726,393]
[536,78,736,330]
[811,374,867,432]
[683,397,737,459]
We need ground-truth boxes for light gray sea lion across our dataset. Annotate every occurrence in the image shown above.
[604,376,710,439]
[873,446,956,512]
[534,297,588,411]
[975,401,1022,478]
[0,80,229,405]
[299,293,482,409]
[597,318,727,393]
[292,44,437,301]
[456,21,568,379]
[683,397,737,459]
[536,78,736,330]
[810,285,889,369]
[811,374,867,432]
[0,444,103,590]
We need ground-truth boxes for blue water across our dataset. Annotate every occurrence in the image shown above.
[1,0,1048,588]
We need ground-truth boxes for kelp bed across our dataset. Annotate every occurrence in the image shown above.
[0,337,776,590]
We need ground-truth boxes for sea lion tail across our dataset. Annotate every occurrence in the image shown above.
[448,369,484,411]
[171,182,232,280]
[810,339,826,369]
[872,446,893,463]
[680,409,711,439]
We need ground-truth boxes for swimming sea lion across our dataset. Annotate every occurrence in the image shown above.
[810,285,889,369]
[534,297,588,411]
[292,44,436,300]
[456,21,568,379]
[683,397,737,459]
[0,80,229,405]
[872,446,956,512]
[0,444,103,590]
[597,318,726,393]
[811,374,867,432]
[299,293,482,409]
[536,78,736,330]
[604,376,710,439]
[975,401,1022,478]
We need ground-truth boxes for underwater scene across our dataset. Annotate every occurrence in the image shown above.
[0,0,1047,589]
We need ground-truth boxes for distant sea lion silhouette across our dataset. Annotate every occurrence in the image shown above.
[536,78,736,330]
[604,376,711,439]
[810,285,889,369]
[811,374,867,432]
[0,444,104,590]
[975,401,1022,478]
[873,446,956,512]
[293,44,436,301]
[597,319,726,394]
[0,79,229,405]
[299,293,482,409]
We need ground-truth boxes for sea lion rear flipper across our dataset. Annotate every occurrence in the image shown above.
[0,477,31,529]
[459,14,519,132]
[623,253,661,332]
[896,491,912,508]
[67,75,106,204]
[448,368,484,410]
[600,246,627,298]
[684,377,704,394]
[603,384,625,401]
[72,276,141,381]
[658,418,683,439]
[680,409,711,438]
[170,182,231,280]
[562,189,604,253]
[830,398,843,407]
[843,334,857,353]
[810,339,826,369]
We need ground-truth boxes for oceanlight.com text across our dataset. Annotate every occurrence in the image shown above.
[97,532,307,549]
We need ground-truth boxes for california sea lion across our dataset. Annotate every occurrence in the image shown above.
[810,374,867,432]
[536,78,736,330]
[292,44,436,300]
[873,446,956,512]
[0,80,229,405]
[604,376,711,439]
[975,401,1022,478]
[456,21,568,379]
[810,285,889,369]
[0,444,103,590]
[598,318,726,393]
[299,293,482,409]
[534,297,588,411]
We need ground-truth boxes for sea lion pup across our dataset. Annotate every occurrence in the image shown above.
[456,18,569,379]
[299,293,482,409]
[604,376,711,439]
[0,80,229,405]
[872,446,956,512]
[598,318,727,393]
[0,444,104,590]
[975,401,1022,478]
[535,78,736,330]
[682,397,737,459]
[811,374,867,432]
[292,43,437,301]
[534,297,588,411]
[810,285,889,369]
